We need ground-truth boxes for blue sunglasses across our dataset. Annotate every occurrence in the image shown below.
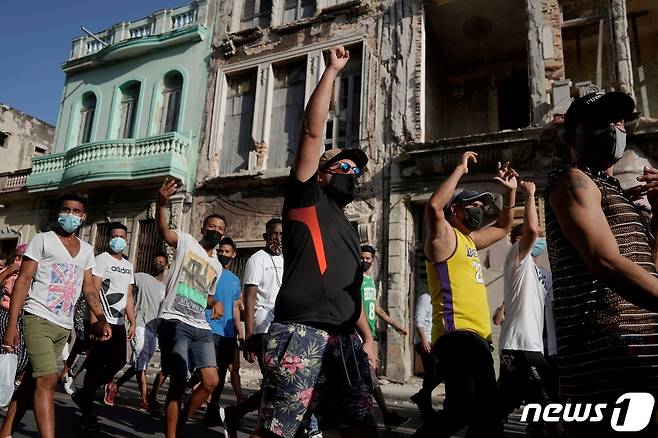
[328,161,362,177]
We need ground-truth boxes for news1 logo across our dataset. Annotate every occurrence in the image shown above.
[521,393,655,432]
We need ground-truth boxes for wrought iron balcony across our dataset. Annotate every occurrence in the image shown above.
[26,132,191,192]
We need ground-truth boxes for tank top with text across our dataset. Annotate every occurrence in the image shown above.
[425,228,491,342]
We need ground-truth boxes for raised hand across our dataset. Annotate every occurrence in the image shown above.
[637,167,658,208]
[494,161,519,191]
[458,151,478,174]
[157,178,177,207]
[327,46,350,72]
[519,180,536,197]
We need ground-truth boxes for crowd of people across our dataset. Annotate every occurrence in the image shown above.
[0,45,657,438]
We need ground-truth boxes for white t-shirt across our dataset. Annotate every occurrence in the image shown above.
[93,252,135,325]
[499,242,549,352]
[160,232,222,330]
[243,249,283,334]
[544,275,557,356]
[23,231,95,330]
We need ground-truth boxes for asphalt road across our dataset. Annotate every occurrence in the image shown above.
[1,375,530,437]
[0,378,429,437]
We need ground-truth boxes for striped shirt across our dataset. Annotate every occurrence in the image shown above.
[545,166,658,400]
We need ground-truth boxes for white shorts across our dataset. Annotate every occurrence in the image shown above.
[132,326,157,371]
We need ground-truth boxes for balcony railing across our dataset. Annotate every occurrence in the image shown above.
[0,168,31,193]
[27,132,191,191]
[68,0,208,60]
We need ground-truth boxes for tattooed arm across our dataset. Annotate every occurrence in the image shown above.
[550,167,658,311]
[82,269,112,341]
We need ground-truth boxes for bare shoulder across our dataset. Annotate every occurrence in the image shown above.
[550,167,599,205]
[556,167,596,193]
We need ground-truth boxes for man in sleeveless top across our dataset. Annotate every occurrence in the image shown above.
[413,151,518,438]
[546,91,658,436]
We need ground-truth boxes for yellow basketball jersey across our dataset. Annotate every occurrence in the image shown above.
[425,228,492,342]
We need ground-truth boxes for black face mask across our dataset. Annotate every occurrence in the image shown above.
[217,254,233,267]
[151,263,165,276]
[461,207,485,231]
[324,173,359,207]
[203,230,223,247]
[583,125,627,168]
[361,261,372,273]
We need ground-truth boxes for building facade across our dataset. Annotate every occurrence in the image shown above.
[0,104,54,256]
[194,0,658,382]
[23,1,216,272]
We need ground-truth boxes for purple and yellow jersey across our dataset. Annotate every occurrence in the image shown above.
[425,228,492,342]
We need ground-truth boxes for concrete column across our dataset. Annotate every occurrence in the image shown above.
[526,0,550,124]
[607,0,635,96]
[384,190,413,381]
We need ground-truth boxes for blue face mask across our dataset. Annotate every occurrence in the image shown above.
[109,237,127,253]
[57,213,82,234]
[531,237,547,257]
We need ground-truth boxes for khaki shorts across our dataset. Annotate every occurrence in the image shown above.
[23,313,70,378]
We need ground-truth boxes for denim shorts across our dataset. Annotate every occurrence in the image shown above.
[260,322,375,438]
[132,326,157,371]
[157,319,216,375]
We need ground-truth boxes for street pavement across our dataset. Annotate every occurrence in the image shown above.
[1,367,529,437]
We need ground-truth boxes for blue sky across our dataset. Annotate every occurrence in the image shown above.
[0,1,185,125]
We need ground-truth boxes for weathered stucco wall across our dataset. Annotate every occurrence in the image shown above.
[0,104,54,173]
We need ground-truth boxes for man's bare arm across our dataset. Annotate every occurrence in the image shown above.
[84,270,107,323]
[156,178,179,247]
[472,162,518,250]
[517,181,539,261]
[292,46,349,183]
[424,151,477,262]
[375,304,407,335]
[6,259,37,328]
[243,285,257,339]
[550,168,658,312]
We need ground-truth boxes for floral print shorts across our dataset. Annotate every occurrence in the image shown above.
[260,322,375,438]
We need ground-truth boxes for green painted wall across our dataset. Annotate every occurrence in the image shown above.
[52,24,212,190]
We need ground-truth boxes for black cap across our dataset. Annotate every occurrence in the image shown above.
[319,148,368,171]
[564,91,635,136]
[449,189,495,208]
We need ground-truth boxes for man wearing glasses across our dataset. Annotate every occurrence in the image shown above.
[249,46,377,438]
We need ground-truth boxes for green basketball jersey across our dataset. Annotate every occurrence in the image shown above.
[361,275,377,338]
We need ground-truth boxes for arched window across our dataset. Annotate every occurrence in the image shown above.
[78,92,97,144]
[160,72,183,133]
[119,82,141,138]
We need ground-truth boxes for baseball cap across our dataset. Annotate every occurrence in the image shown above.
[319,148,368,171]
[448,189,495,209]
[563,91,635,136]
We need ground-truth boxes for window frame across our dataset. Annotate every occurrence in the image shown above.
[77,92,97,145]
[281,0,314,25]
[160,72,184,134]
[210,37,368,176]
[119,82,141,139]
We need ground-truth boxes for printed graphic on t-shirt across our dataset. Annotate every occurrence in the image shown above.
[100,279,125,320]
[174,251,218,319]
[47,263,81,318]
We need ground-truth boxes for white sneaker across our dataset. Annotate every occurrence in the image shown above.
[63,375,74,395]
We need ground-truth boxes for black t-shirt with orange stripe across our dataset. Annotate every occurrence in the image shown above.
[273,172,363,332]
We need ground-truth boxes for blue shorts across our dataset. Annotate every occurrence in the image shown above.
[157,319,216,375]
[260,322,375,438]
